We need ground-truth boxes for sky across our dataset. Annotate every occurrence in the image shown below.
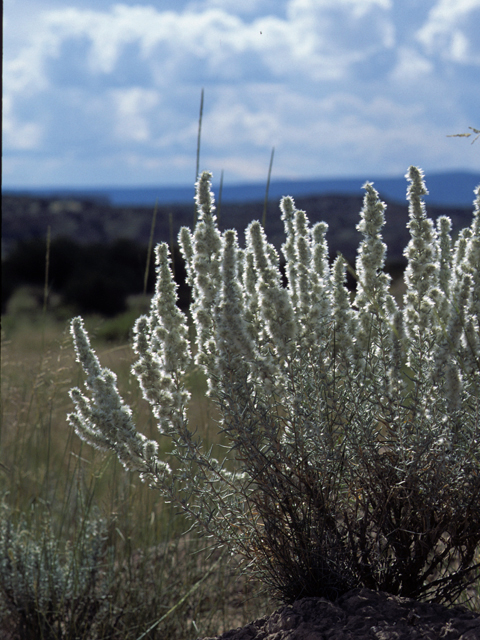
[3,0,480,189]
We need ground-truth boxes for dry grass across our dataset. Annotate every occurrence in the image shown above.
[0,310,272,639]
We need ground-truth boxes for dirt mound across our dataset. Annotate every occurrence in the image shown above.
[198,588,480,640]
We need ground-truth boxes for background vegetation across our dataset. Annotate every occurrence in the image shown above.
[4,189,474,316]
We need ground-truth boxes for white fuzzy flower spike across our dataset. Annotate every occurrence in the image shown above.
[68,168,480,607]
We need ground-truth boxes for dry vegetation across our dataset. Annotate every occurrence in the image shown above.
[0,306,272,640]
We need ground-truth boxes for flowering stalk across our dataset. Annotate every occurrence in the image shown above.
[69,317,166,481]
[69,169,480,606]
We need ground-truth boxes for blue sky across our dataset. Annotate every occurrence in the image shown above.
[3,0,480,189]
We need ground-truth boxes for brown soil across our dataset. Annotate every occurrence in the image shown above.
[197,588,480,640]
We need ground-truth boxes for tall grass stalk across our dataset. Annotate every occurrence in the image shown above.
[41,225,52,355]
[217,169,224,225]
[262,147,275,229]
[144,201,158,295]
[194,88,205,226]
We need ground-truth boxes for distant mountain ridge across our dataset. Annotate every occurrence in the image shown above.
[3,170,480,208]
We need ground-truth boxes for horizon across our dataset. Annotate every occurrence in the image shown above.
[3,168,479,208]
[3,167,478,192]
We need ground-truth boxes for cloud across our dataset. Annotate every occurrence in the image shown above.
[191,0,284,16]
[390,47,434,82]
[4,1,396,91]
[2,0,480,188]
[416,0,480,63]
[111,88,161,143]
[2,96,43,150]
[3,1,398,153]
[272,0,395,80]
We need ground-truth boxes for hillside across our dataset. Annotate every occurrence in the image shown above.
[2,192,474,267]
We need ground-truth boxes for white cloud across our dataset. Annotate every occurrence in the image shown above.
[390,46,434,82]
[3,0,398,154]
[2,96,43,150]
[190,0,283,16]
[416,0,480,63]
[110,88,160,142]
[282,0,395,79]
[201,84,441,180]
[4,0,397,96]
[2,0,479,187]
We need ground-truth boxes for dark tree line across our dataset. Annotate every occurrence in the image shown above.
[2,235,406,319]
[2,237,189,317]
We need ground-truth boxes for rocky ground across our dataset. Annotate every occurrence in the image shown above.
[198,588,480,640]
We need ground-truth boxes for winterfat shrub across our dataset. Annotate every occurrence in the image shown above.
[68,167,480,605]
[0,503,112,639]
